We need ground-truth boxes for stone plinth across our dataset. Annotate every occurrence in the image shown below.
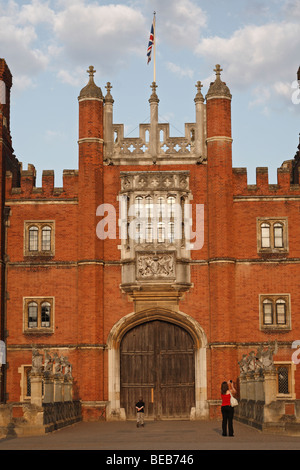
[63,378,73,402]
[43,373,54,403]
[264,370,277,405]
[30,373,43,407]
[54,376,64,402]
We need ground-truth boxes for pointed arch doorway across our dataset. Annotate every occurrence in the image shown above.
[120,320,195,419]
[107,308,208,421]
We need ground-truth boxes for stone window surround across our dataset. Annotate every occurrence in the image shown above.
[23,296,55,334]
[259,294,291,331]
[24,220,55,257]
[275,362,296,399]
[257,217,288,254]
[18,365,32,402]
[119,171,191,254]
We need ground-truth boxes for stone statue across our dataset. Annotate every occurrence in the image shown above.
[246,351,257,372]
[31,348,43,375]
[238,341,278,374]
[238,354,248,374]
[63,358,73,380]
[259,341,278,371]
[44,350,53,373]
[53,353,63,376]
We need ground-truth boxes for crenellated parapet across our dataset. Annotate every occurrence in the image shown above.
[233,163,300,198]
[5,165,79,200]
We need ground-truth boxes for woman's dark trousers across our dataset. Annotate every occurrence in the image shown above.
[221,406,234,436]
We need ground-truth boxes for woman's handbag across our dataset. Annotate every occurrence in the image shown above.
[230,393,238,407]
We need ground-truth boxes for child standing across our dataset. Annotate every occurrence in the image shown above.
[135,396,145,427]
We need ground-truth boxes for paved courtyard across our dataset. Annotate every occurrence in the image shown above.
[0,419,300,451]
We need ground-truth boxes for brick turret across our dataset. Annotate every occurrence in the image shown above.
[77,67,105,404]
[205,65,235,354]
[206,64,233,258]
[78,65,104,259]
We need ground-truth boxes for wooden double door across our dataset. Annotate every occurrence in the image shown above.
[120,320,195,419]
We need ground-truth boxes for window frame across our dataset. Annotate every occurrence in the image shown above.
[24,221,55,257]
[275,362,295,399]
[23,297,54,334]
[18,365,32,402]
[130,194,184,246]
[259,294,291,331]
[257,217,288,254]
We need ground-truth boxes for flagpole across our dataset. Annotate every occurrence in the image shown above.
[153,12,156,83]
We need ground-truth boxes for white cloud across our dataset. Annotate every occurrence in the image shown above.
[166,62,194,79]
[17,0,55,25]
[149,0,207,48]
[45,129,66,141]
[195,19,300,111]
[0,0,49,89]
[52,2,146,73]
[0,0,147,89]
[197,22,300,85]
[57,68,84,87]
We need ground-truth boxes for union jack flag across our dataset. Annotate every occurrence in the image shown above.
[147,21,154,64]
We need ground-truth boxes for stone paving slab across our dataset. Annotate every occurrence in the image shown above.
[0,419,300,451]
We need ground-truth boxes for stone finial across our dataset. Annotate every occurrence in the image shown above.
[78,65,103,100]
[194,80,204,103]
[87,65,96,78]
[149,81,159,103]
[206,64,232,99]
[104,82,114,104]
[214,64,223,77]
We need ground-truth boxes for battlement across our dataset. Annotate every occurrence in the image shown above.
[233,163,300,197]
[5,165,78,200]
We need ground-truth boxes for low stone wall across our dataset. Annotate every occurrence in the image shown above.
[235,398,300,434]
[0,401,81,438]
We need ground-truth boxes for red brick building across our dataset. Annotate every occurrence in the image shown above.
[0,58,300,421]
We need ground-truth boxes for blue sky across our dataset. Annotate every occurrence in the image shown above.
[1,0,299,186]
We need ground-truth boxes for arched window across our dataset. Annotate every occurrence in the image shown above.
[167,196,176,218]
[41,302,51,327]
[41,226,52,251]
[28,302,38,328]
[168,222,175,243]
[261,223,270,248]
[157,197,165,219]
[263,299,273,325]
[135,223,142,243]
[146,223,153,243]
[145,196,153,219]
[157,222,165,243]
[25,221,55,256]
[274,223,283,248]
[135,196,143,218]
[28,226,38,252]
[276,299,286,325]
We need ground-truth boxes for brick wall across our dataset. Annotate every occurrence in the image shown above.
[2,60,300,416]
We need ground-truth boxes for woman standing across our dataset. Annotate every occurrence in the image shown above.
[221,380,236,436]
